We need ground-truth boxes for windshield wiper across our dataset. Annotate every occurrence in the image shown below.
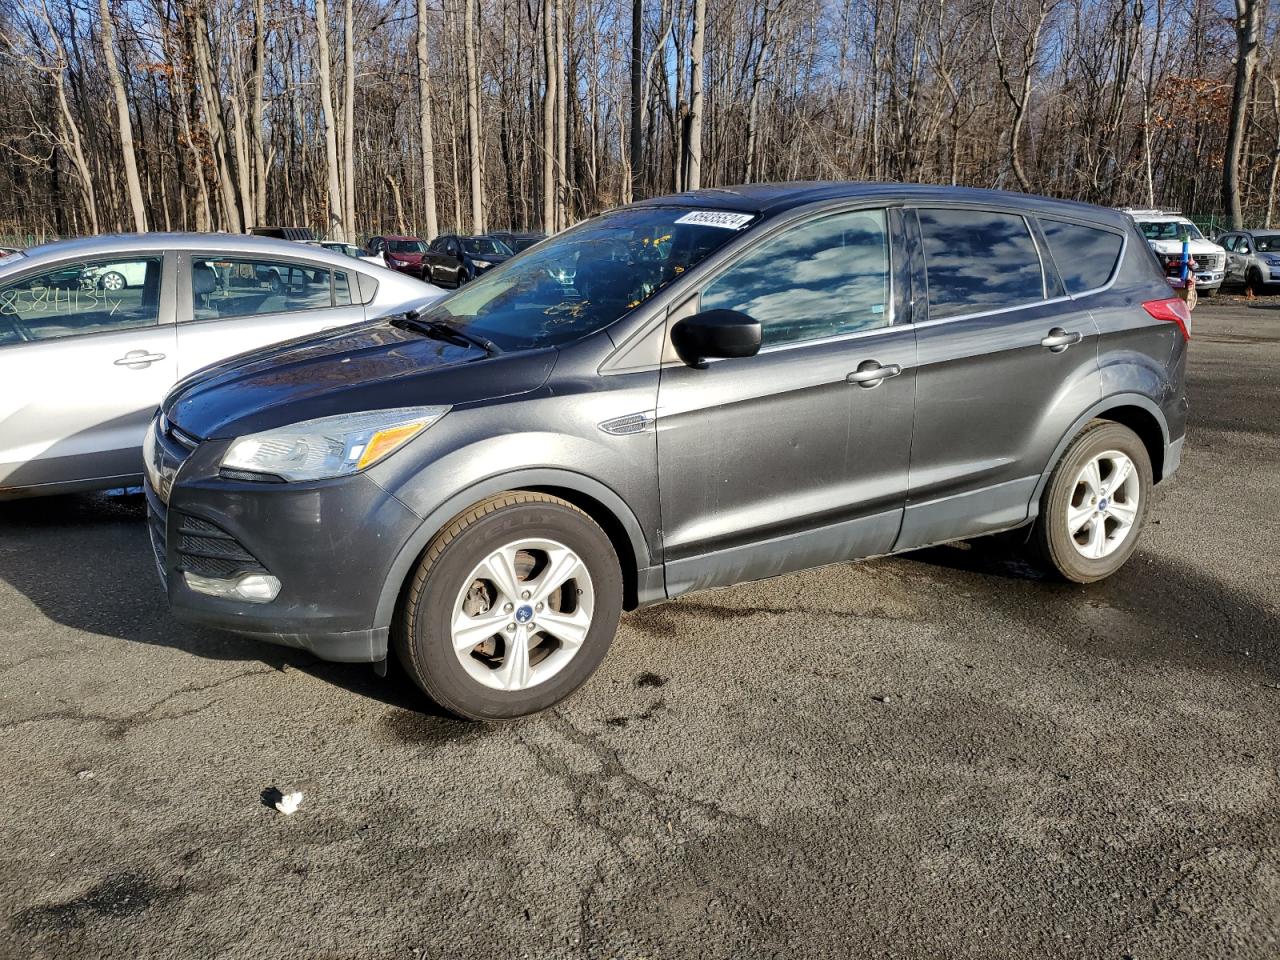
[394,311,502,356]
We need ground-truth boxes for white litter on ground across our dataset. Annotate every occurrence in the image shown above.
[274,791,304,815]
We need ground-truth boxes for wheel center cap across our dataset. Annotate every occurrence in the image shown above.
[1098,498,1109,512]
[515,604,534,624]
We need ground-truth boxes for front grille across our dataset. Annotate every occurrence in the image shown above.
[1199,253,1224,271]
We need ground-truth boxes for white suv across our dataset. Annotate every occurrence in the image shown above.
[1123,209,1226,295]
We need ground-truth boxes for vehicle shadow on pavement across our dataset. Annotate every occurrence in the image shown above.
[901,535,1280,682]
[0,489,438,713]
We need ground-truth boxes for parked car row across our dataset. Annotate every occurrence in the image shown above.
[367,231,544,286]
[1122,208,1226,295]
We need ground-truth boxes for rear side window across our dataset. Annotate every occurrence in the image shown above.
[190,257,335,321]
[917,208,1044,320]
[1040,219,1123,294]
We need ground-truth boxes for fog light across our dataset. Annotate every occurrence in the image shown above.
[183,571,281,603]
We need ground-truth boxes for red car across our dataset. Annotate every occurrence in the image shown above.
[366,236,429,278]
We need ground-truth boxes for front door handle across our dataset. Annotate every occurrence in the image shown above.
[114,350,167,368]
[1041,328,1082,352]
[846,361,902,387]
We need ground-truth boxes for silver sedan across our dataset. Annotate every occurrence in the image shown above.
[0,233,444,499]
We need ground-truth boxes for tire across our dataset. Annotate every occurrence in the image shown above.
[1032,420,1152,584]
[1200,285,1216,298]
[1246,269,1263,296]
[394,492,623,720]
[421,266,432,284]
[99,271,126,292]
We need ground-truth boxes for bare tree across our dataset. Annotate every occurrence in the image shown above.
[416,0,439,239]
[99,0,146,229]
[314,0,344,239]
[463,0,484,231]
[1223,0,1262,228]
[989,0,1056,192]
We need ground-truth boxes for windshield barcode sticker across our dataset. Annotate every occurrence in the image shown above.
[674,211,755,230]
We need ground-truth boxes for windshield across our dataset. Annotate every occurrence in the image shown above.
[1138,220,1204,242]
[1252,234,1280,252]
[510,237,541,252]
[388,239,426,254]
[464,238,513,257]
[415,206,755,350]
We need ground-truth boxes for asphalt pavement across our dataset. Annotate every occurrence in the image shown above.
[1,299,1277,959]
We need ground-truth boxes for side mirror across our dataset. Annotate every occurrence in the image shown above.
[1240,244,1251,254]
[671,309,762,368]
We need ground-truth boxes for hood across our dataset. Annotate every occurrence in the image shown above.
[1148,238,1224,255]
[163,320,557,440]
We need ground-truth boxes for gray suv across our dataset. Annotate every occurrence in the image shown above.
[145,184,1189,720]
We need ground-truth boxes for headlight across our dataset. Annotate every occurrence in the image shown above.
[220,406,449,482]
[471,259,492,269]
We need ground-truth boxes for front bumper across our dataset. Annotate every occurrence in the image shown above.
[146,420,421,661]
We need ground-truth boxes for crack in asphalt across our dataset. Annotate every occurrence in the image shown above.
[0,667,272,736]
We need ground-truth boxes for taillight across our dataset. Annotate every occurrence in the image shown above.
[1142,296,1192,341]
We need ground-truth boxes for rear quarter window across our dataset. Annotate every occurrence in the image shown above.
[916,208,1045,320]
[1039,218,1124,295]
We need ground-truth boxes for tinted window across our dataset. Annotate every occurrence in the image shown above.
[1040,219,1124,294]
[701,209,891,347]
[1253,234,1280,252]
[917,209,1044,319]
[387,239,426,254]
[191,257,333,321]
[0,256,162,344]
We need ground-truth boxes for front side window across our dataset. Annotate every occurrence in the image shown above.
[701,209,891,347]
[190,257,334,321]
[917,208,1044,320]
[1039,219,1123,295]
[412,205,752,350]
[0,256,162,345]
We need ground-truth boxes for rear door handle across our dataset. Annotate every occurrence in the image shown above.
[846,361,902,387]
[114,350,167,368]
[1041,328,1082,352]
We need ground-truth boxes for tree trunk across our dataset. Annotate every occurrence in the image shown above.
[464,0,485,232]
[342,0,356,238]
[251,0,267,224]
[628,0,642,203]
[98,0,146,230]
[541,0,556,231]
[1223,0,1261,228]
[315,0,344,239]
[416,0,439,240]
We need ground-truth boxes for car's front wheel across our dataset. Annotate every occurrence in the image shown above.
[1033,420,1152,583]
[394,492,622,720]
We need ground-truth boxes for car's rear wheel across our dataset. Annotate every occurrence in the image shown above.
[99,271,126,292]
[1033,420,1152,583]
[394,492,622,720]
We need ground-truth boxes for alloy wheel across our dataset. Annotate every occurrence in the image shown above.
[450,537,594,692]
[1066,449,1141,560]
